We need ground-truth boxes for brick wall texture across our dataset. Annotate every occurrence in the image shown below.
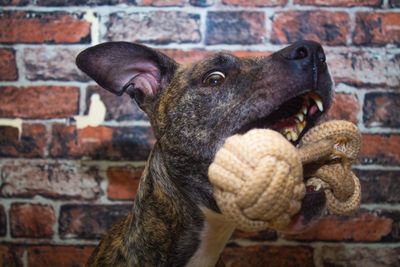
[0,0,399,266]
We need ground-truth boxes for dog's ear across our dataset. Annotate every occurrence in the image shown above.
[76,42,178,109]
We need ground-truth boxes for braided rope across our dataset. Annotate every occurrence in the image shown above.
[208,120,362,232]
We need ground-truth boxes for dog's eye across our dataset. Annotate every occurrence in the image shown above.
[203,71,225,86]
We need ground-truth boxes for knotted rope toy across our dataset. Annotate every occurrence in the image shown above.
[208,120,362,232]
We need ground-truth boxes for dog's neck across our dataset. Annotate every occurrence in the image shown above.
[126,144,233,266]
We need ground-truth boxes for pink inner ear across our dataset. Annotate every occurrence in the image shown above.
[129,62,161,96]
[133,73,160,96]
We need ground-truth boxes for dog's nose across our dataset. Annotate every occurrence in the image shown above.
[281,40,325,63]
[278,40,327,88]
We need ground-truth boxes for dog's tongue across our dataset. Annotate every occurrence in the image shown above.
[283,186,326,233]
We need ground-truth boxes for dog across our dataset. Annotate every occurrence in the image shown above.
[76,40,333,267]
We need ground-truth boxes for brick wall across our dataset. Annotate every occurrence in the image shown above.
[0,0,399,266]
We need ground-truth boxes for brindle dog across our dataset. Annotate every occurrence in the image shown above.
[76,40,333,267]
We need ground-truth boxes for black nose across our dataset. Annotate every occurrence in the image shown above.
[281,40,325,62]
[278,40,327,87]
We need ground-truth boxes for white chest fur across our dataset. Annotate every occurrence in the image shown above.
[185,208,235,267]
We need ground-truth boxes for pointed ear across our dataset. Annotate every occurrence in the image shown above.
[76,42,178,109]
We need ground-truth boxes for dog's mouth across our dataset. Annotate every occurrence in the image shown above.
[238,91,329,233]
[238,91,324,146]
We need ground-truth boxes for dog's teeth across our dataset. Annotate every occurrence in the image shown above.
[296,113,304,122]
[291,131,298,141]
[285,132,292,141]
[296,120,306,133]
[302,106,308,115]
[310,94,324,112]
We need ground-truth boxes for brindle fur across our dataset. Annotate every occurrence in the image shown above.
[76,41,333,267]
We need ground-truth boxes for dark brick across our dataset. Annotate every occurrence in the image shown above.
[284,209,396,242]
[353,12,400,46]
[28,245,95,267]
[324,93,359,124]
[86,85,147,122]
[355,169,400,204]
[24,47,90,81]
[294,0,382,6]
[10,203,56,238]
[0,86,79,119]
[189,0,214,7]
[321,246,400,267]
[0,160,102,200]
[231,229,277,241]
[206,11,266,45]
[0,48,18,81]
[222,0,287,6]
[106,11,201,44]
[59,204,131,239]
[0,11,91,44]
[36,0,135,5]
[359,134,400,165]
[0,244,24,267]
[140,0,184,5]
[271,11,350,46]
[363,92,400,128]
[326,49,400,88]
[107,165,143,200]
[0,124,47,158]
[222,245,314,267]
[0,205,6,236]
[390,0,400,7]
[50,124,154,160]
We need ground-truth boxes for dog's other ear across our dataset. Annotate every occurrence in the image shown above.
[76,42,178,109]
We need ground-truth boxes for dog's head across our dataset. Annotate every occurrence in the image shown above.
[76,41,334,233]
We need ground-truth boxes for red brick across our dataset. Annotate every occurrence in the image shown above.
[222,245,314,267]
[294,0,382,6]
[50,124,154,160]
[326,49,400,87]
[0,124,47,158]
[222,0,287,6]
[363,92,400,128]
[0,204,6,236]
[271,11,350,46]
[321,246,400,266]
[24,47,91,81]
[359,134,400,165]
[59,204,131,239]
[231,50,273,58]
[0,11,91,44]
[107,165,143,200]
[161,49,272,65]
[232,229,277,241]
[206,11,266,45]
[324,93,359,124]
[28,245,95,267]
[86,85,147,122]
[353,12,400,46]
[0,48,18,81]
[140,0,185,6]
[0,244,24,267]
[0,160,102,200]
[284,210,393,242]
[0,86,79,119]
[0,0,30,5]
[10,203,55,238]
[161,49,210,65]
[106,11,200,44]
[355,169,400,204]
